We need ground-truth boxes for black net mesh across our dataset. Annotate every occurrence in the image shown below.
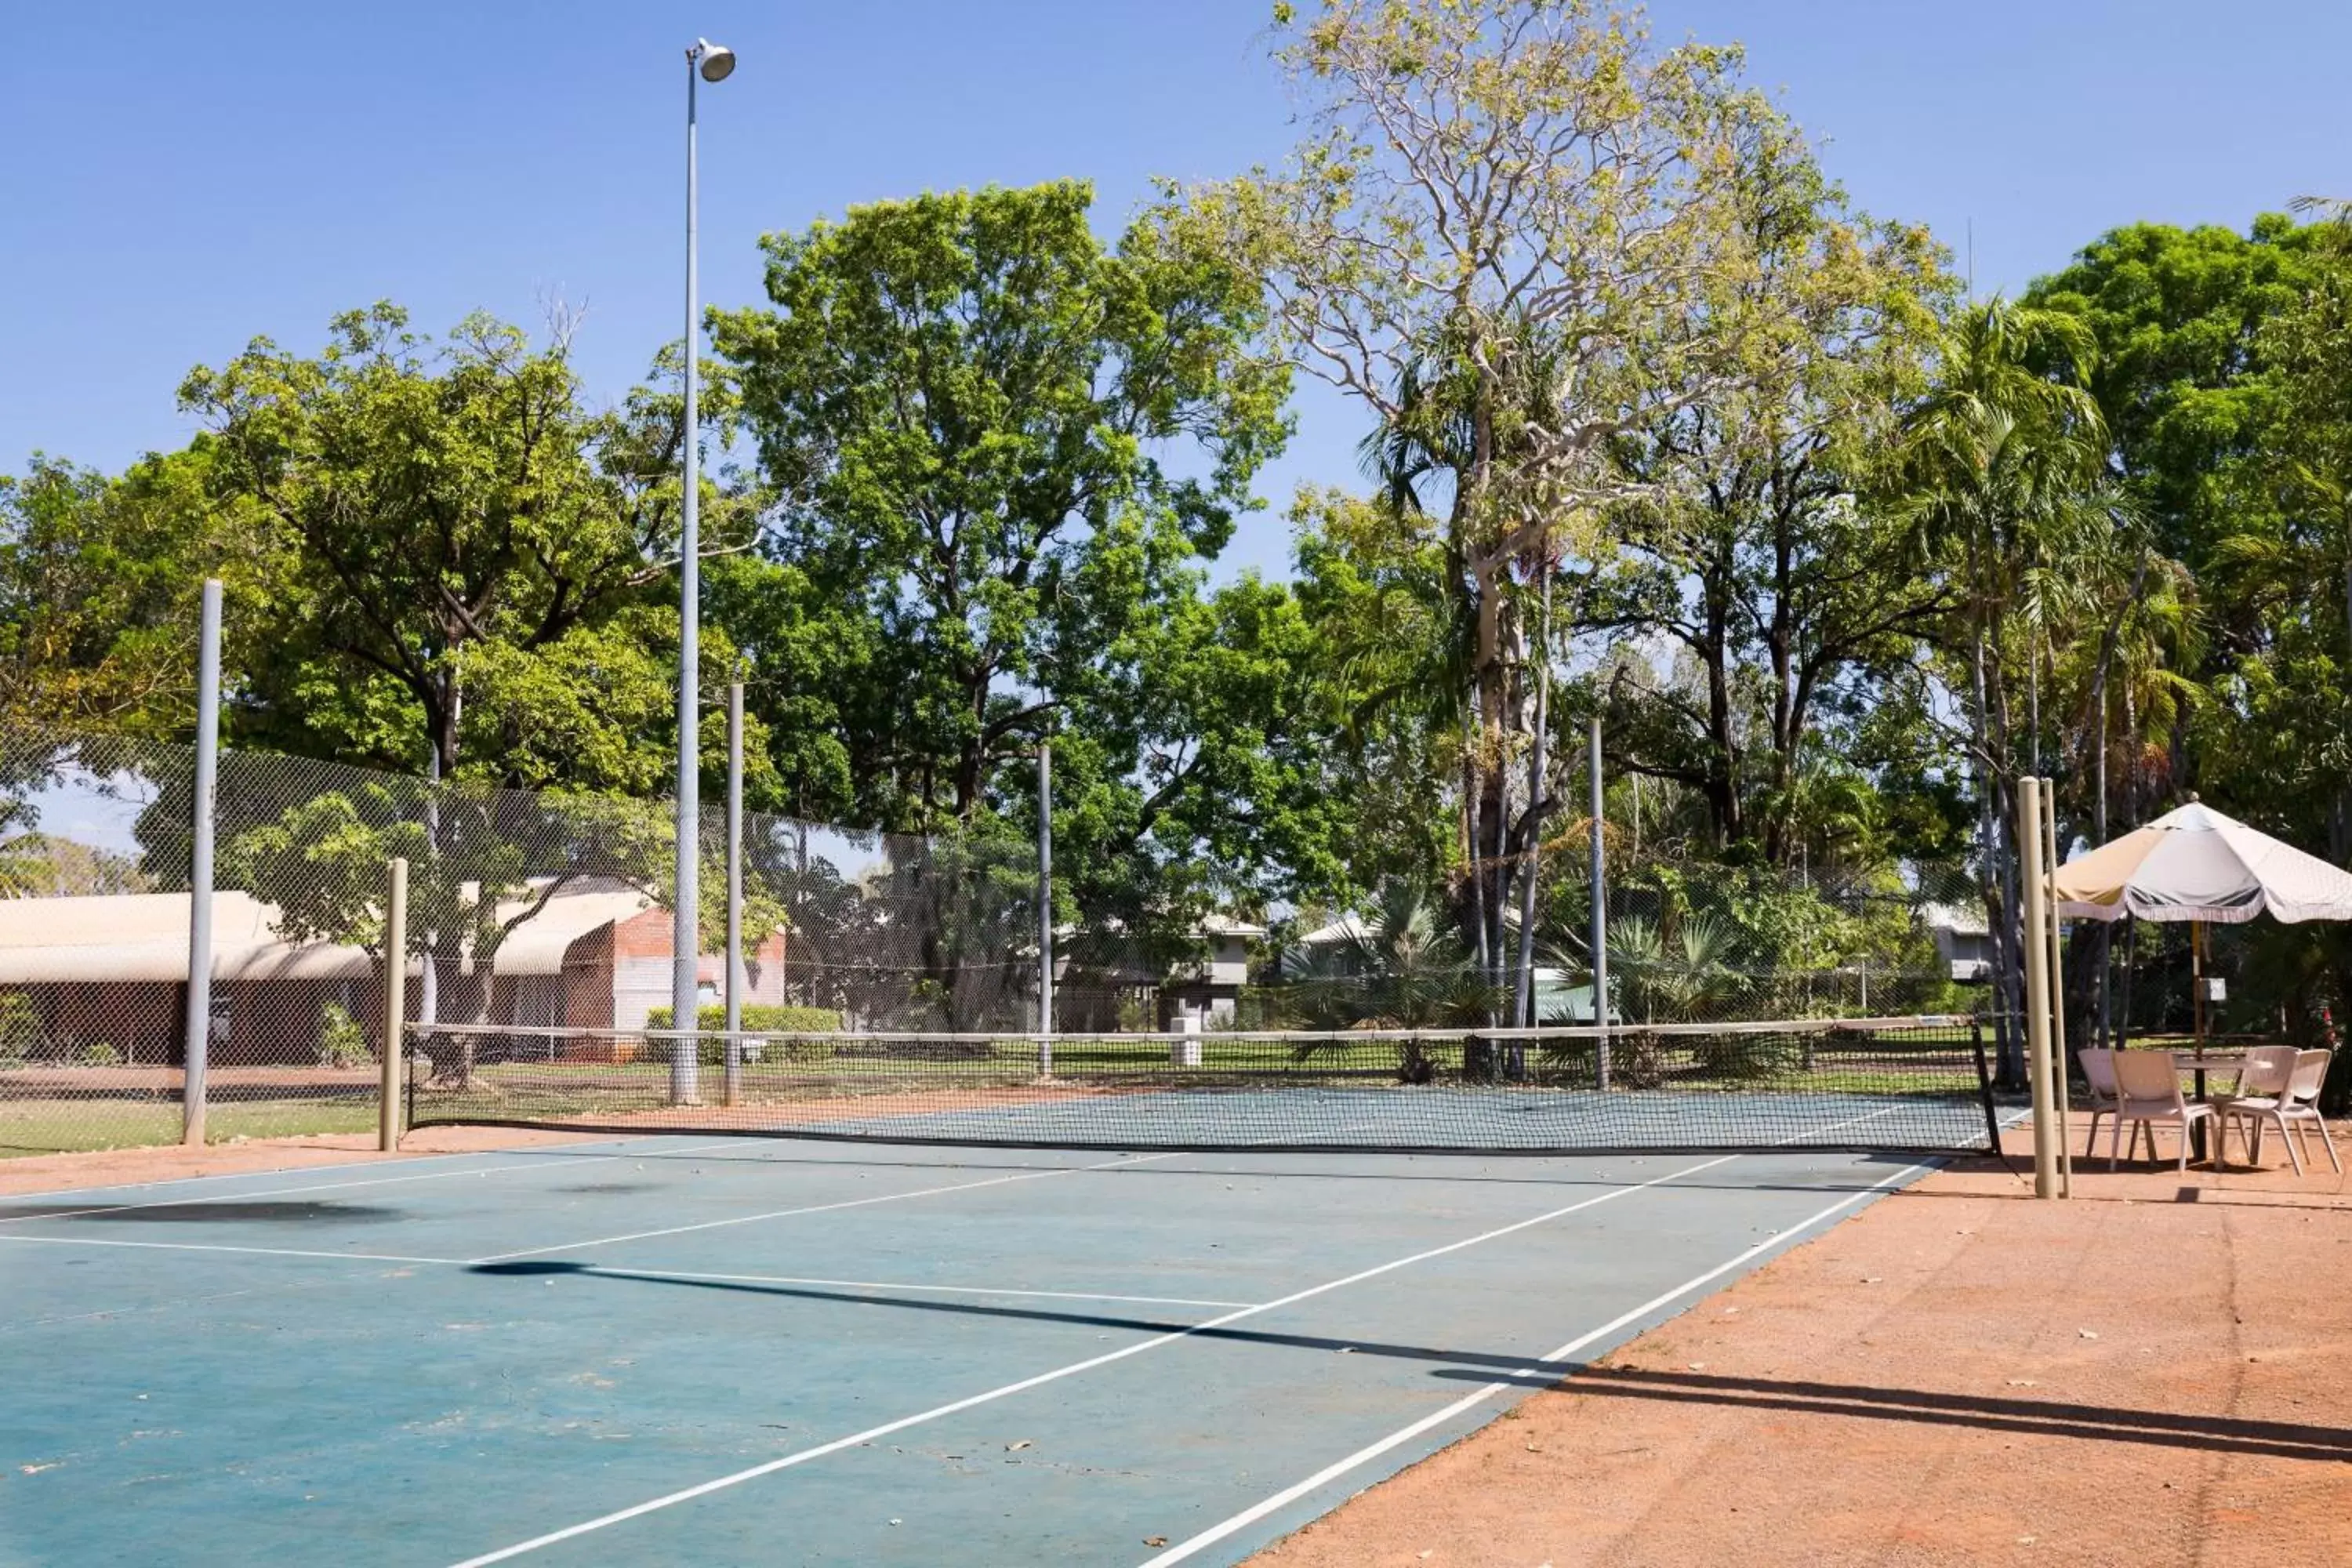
[406,1017,1999,1156]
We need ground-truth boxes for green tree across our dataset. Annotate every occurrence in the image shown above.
[712,181,1288,831]
[1157,0,1828,985]
[1287,488,1462,896]
[1901,299,2116,1080]
[1045,569,1356,946]
[180,304,747,792]
[217,778,699,1082]
[1598,125,1955,864]
[2023,218,2321,575]
[0,445,285,828]
[1279,880,1504,1079]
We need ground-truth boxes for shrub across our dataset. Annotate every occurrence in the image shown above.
[317,1001,372,1069]
[80,1041,122,1068]
[0,991,37,1062]
[642,1004,844,1065]
[1694,1029,1805,1082]
[1612,1031,1668,1090]
[645,1004,844,1034]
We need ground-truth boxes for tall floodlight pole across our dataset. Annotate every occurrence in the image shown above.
[1589,715,1609,1091]
[1036,742,1054,1077]
[183,578,223,1145]
[724,679,745,1108]
[671,36,734,1105]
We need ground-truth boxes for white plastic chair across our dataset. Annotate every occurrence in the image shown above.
[2207,1044,2296,1164]
[2221,1048,2340,1176]
[2108,1050,2218,1171]
[2225,1044,2299,1103]
[2078,1048,2120,1159]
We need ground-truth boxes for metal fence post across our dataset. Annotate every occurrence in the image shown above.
[724,680,744,1107]
[379,856,408,1151]
[1589,715,1610,1092]
[1969,1015,2002,1155]
[181,578,222,1147]
[1037,742,1054,1078]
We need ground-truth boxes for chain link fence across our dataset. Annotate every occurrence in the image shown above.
[2,720,2003,1156]
[0,725,1056,1155]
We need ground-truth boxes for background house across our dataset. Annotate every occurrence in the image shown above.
[1919,900,1994,982]
[0,879,786,1065]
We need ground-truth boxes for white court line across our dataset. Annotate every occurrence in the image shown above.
[0,1138,781,1228]
[468,1152,1175,1264]
[570,1265,1254,1311]
[441,1152,1739,1567]
[0,1232,459,1265]
[1134,1159,1933,1566]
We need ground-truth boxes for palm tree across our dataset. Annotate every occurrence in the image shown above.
[1577,913,1744,1028]
[1280,880,1506,1080]
[1356,321,1575,1012]
[1902,298,2114,1085]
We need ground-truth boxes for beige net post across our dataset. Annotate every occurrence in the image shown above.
[2018,779,2058,1198]
[2043,779,2071,1197]
[379,857,408,1152]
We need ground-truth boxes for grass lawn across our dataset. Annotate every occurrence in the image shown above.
[0,1096,380,1158]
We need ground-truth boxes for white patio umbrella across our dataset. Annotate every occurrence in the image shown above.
[2052,800,2352,925]
[2053,798,2352,1052]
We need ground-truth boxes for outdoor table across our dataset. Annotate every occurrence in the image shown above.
[2169,1051,2251,1161]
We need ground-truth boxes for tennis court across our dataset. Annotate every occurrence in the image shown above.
[3,1122,1937,1566]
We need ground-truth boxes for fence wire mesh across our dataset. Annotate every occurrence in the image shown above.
[2,721,2010,1156]
[0,727,1053,1153]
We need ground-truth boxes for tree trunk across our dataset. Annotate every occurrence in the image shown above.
[1764,512,1795,866]
[1972,629,2021,1087]
[1700,560,1740,851]
[2338,553,2352,862]
[2085,554,2146,1049]
[1512,568,1553,1034]
[1461,721,1488,983]
[2094,681,2112,1047]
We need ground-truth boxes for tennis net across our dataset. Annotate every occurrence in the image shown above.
[405,1014,2002,1156]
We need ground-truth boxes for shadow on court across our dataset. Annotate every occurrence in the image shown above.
[456,1260,2352,1465]
[1424,1363,2352,1465]
[470,1256,1582,1374]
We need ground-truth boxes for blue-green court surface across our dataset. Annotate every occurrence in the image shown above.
[0,1134,1935,1566]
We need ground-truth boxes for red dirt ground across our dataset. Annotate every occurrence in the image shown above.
[1250,1128,2352,1568]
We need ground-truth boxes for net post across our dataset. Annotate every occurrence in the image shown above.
[1589,715,1610,1091]
[181,577,222,1148]
[1036,741,1054,1078]
[2042,776,2071,1196]
[2018,778,2058,1198]
[724,680,744,1109]
[379,856,408,1152]
[1969,1014,2002,1154]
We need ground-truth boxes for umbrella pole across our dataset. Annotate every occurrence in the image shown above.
[2191,919,2205,1051]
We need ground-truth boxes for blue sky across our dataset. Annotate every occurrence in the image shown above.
[2,1,2344,582]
